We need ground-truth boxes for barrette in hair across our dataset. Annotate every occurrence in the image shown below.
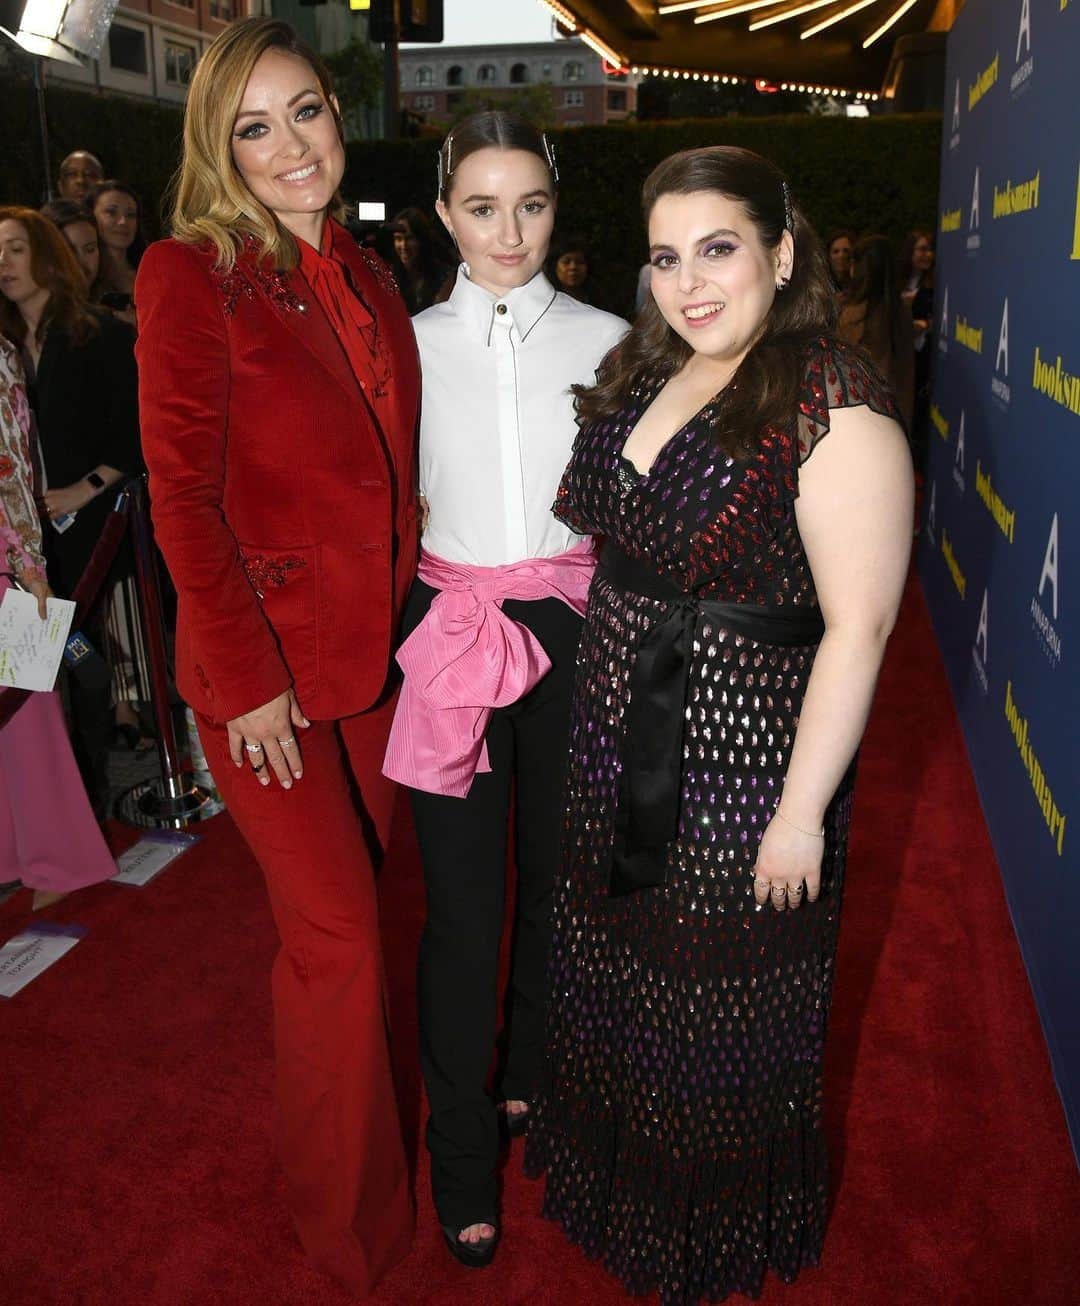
[437,132,454,196]
[781,179,795,235]
[541,132,560,184]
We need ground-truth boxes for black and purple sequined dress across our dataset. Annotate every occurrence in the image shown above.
[525,339,899,1304]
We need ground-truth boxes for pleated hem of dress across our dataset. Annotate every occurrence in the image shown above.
[524,1090,826,1306]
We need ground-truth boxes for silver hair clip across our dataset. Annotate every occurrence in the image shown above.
[781,179,795,234]
[437,132,454,197]
[541,132,559,184]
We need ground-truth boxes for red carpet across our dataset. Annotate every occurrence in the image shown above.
[2,576,1078,1306]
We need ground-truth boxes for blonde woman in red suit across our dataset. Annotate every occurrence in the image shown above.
[135,18,418,1296]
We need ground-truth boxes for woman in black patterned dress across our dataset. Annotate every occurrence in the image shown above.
[525,147,913,1303]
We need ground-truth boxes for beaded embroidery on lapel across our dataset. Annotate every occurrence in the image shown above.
[358,248,399,296]
[211,240,308,317]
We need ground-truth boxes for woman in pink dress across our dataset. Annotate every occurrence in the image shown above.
[0,334,116,907]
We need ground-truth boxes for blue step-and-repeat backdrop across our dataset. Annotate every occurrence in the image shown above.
[919,0,1079,1156]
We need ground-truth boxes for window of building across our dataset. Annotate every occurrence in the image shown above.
[542,63,552,78]
[607,89,627,111]
[164,40,197,86]
[208,0,233,20]
[415,66,434,87]
[447,64,464,86]
[414,95,435,112]
[477,63,497,84]
[108,23,147,76]
[564,60,585,82]
[510,62,529,85]
[563,89,584,108]
[447,91,463,110]
[563,119,583,128]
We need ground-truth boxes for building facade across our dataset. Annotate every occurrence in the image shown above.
[399,39,639,129]
[41,0,256,104]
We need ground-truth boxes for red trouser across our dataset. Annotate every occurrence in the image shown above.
[197,698,413,1296]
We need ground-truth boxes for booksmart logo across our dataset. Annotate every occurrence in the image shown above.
[940,528,967,599]
[969,53,999,109]
[1032,512,1062,666]
[955,315,983,354]
[1012,0,1034,95]
[1072,164,1080,260]
[930,401,949,440]
[1004,681,1066,855]
[940,207,962,232]
[1031,345,1080,417]
[992,171,1040,218]
[975,461,1016,542]
[972,588,989,694]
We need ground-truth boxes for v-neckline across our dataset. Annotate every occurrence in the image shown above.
[619,375,728,480]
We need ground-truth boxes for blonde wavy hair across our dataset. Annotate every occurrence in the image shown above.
[169,17,345,270]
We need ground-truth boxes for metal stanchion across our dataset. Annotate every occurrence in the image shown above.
[116,476,217,829]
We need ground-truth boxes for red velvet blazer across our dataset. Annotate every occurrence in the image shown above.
[135,221,419,724]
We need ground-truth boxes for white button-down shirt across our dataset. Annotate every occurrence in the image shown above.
[415,265,628,567]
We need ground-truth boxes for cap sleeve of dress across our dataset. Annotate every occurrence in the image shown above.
[796,335,901,465]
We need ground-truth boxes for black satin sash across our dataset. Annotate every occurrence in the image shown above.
[600,545,826,897]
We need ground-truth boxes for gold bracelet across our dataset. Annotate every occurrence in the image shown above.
[775,809,825,839]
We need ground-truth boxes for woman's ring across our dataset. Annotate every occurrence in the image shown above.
[790,883,805,896]
[770,883,787,897]
[279,736,296,747]
[244,742,263,754]
[754,876,770,890]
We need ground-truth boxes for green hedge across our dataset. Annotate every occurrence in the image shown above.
[347,113,942,317]
[1,71,941,316]
[2,73,184,238]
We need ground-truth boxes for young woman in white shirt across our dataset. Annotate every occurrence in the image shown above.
[384,112,626,1267]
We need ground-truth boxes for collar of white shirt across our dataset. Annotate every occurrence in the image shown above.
[450,264,557,347]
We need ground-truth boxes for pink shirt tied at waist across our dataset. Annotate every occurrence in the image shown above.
[383,541,597,797]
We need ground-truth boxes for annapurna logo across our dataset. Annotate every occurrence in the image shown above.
[953,412,966,493]
[950,79,961,148]
[992,299,1011,405]
[938,286,949,354]
[972,588,989,693]
[1012,0,1034,94]
[1031,512,1061,665]
[967,167,981,252]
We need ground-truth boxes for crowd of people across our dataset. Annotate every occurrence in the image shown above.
[1,15,925,1305]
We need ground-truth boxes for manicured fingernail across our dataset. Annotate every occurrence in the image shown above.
[235,760,243,767]
[260,776,269,786]
[301,718,311,727]
[293,770,302,779]
[282,780,292,789]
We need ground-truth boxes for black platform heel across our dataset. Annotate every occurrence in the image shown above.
[440,1221,499,1268]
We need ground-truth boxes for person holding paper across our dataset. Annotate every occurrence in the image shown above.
[135,18,418,1298]
[0,337,116,908]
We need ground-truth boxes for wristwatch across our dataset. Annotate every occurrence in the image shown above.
[85,472,106,493]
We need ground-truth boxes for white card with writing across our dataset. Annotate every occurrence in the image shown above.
[0,589,76,692]
[0,923,86,998]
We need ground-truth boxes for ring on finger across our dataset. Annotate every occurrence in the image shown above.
[244,742,263,754]
[770,883,787,897]
[279,736,296,747]
[753,876,770,890]
[789,884,805,897]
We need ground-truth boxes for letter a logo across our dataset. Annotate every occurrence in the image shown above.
[975,589,989,664]
[970,166,981,230]
[940,286,949,337]
[1038,513,1059,620]
[956,412,966,470]
[952,79,961,132]
[927,481,937,541]
[1017,0,1032,62]
[995,299,1009,375]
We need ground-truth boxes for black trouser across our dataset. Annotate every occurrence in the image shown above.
[404,579,582,1229]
